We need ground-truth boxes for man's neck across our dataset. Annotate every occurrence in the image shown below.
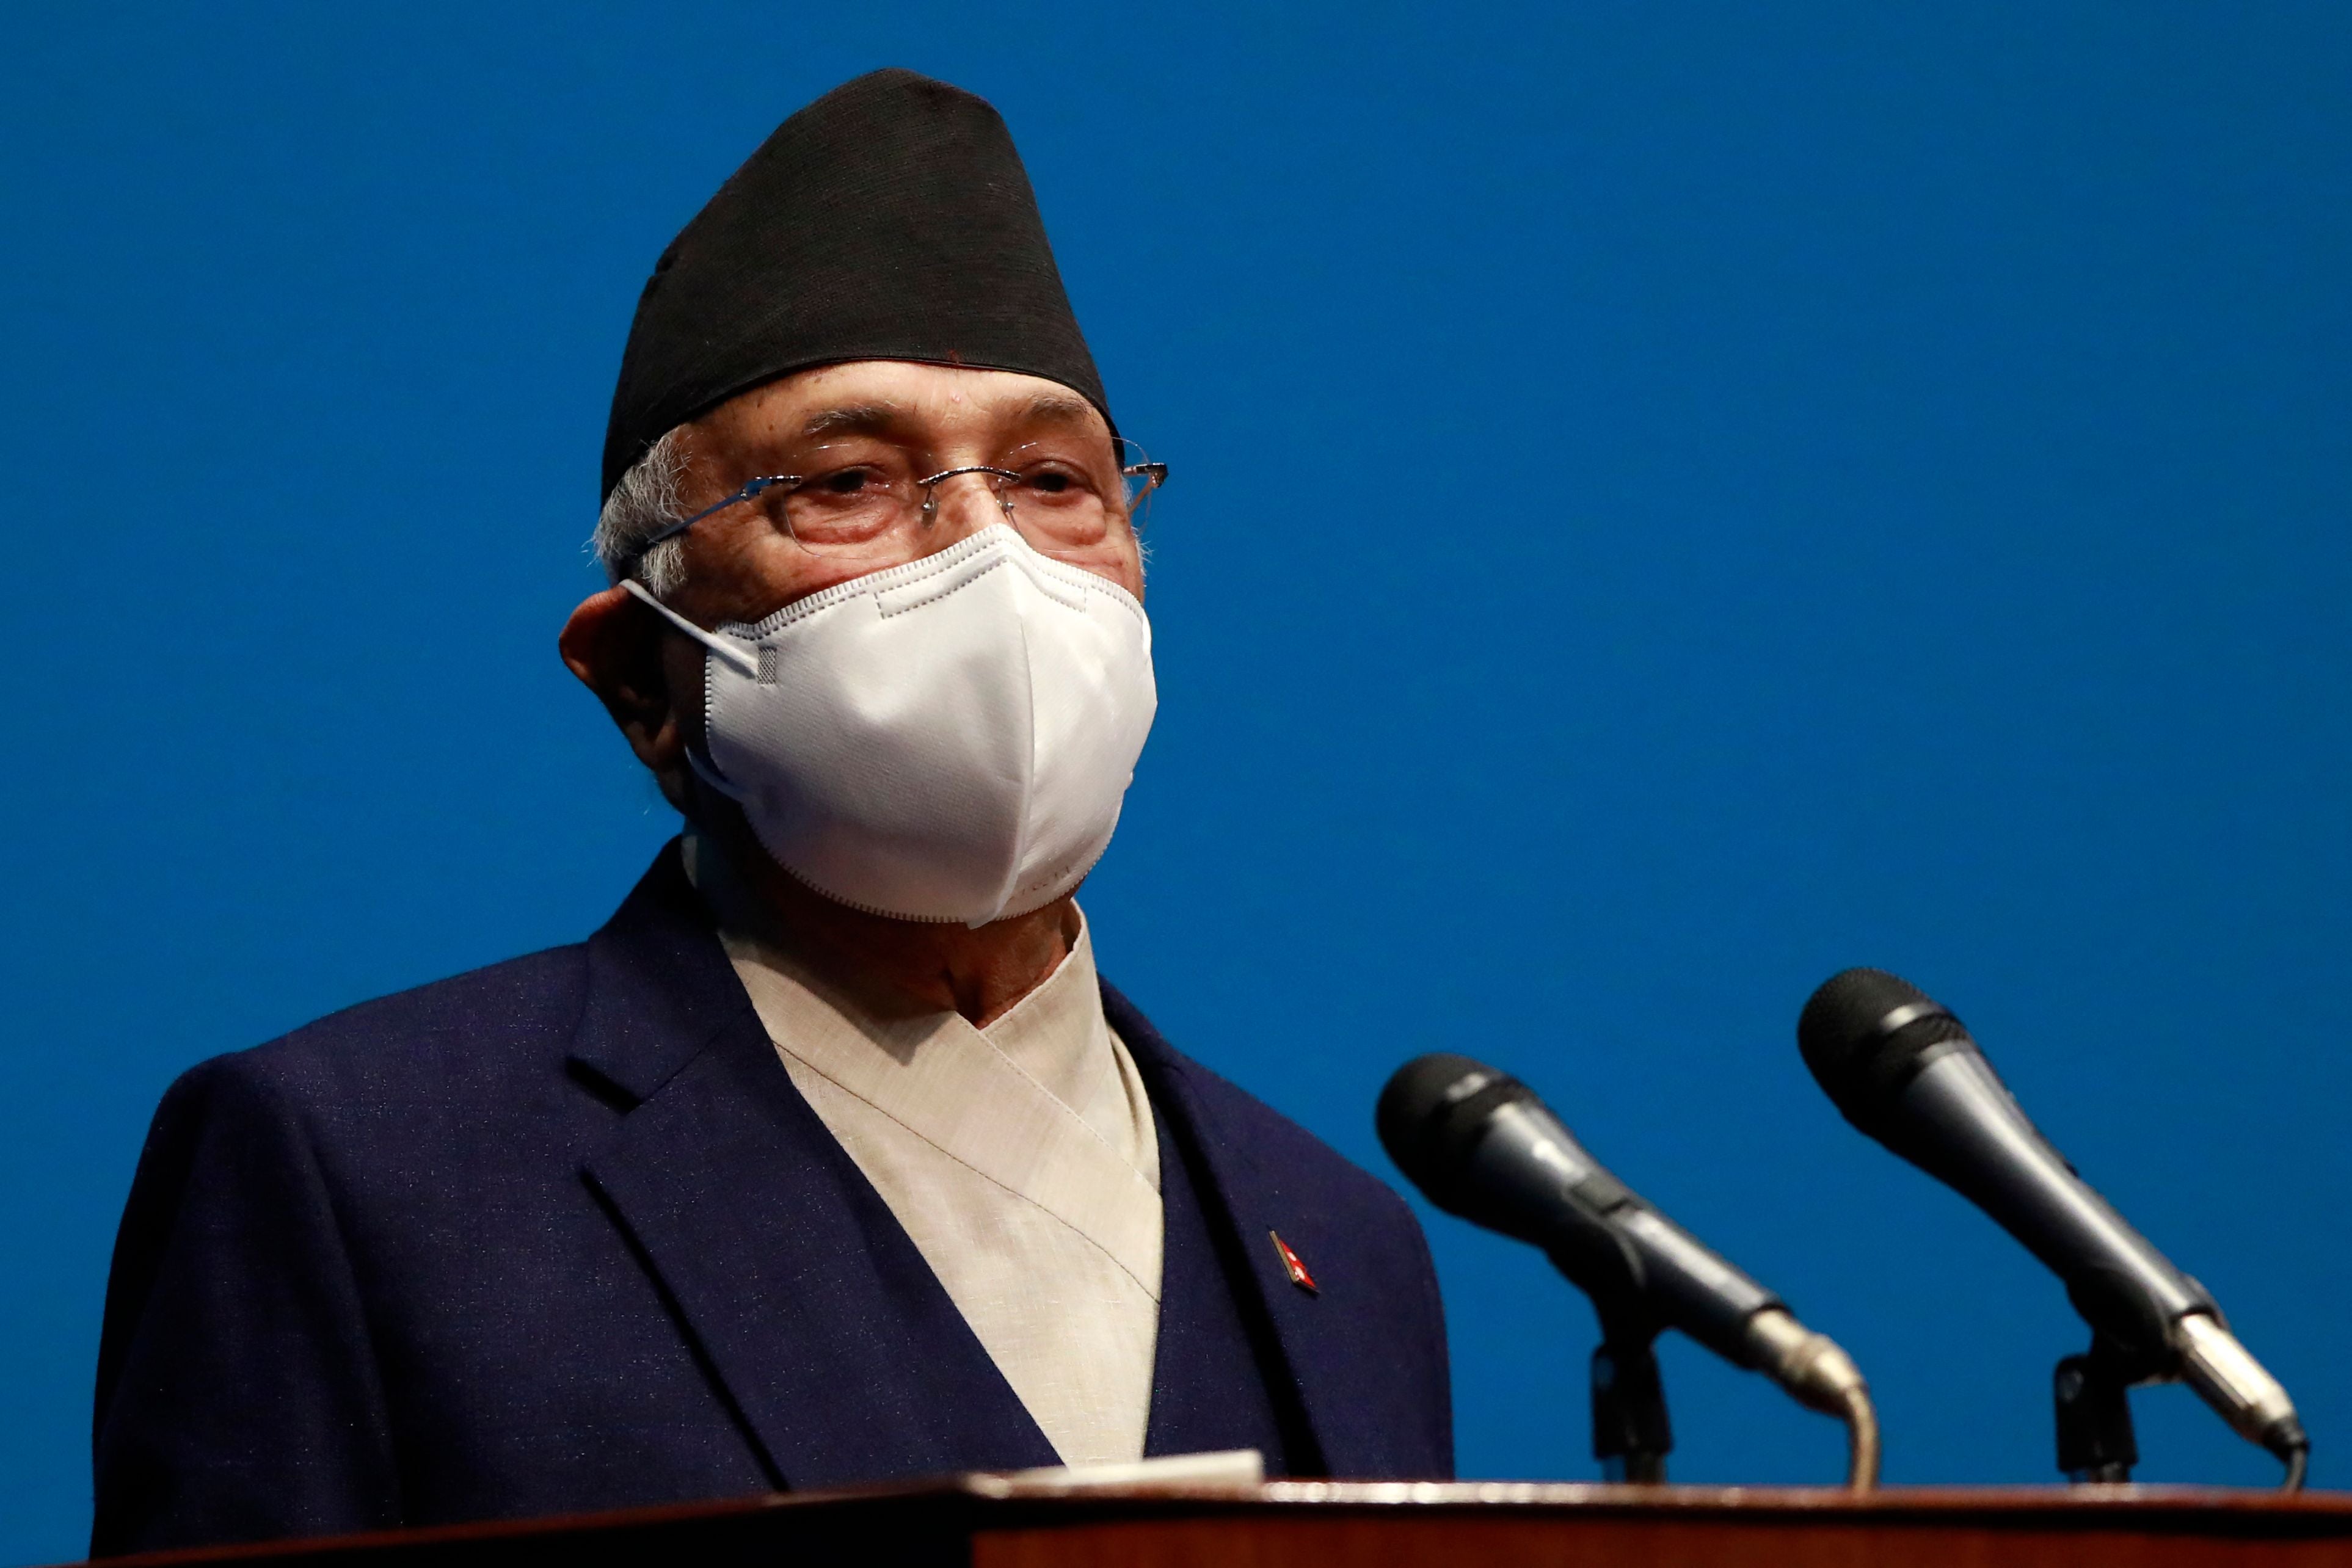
[686,819,1077,1031]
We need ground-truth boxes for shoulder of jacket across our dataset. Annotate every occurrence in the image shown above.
[1195,1058,1414,1207]
[178,942,593,1111]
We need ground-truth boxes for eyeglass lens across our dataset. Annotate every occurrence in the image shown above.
[737,438,1160,561]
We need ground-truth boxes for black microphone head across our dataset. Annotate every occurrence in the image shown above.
[1377,1053,1535,1214]
[1799,968,2221,1357]
[1798,967,1976,1128]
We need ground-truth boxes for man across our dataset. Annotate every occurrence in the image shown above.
[91,69,1451,1555]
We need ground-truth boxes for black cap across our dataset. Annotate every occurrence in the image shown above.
[602,68,1110,500]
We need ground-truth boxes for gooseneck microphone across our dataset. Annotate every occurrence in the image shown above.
[1799,968,2306,1488]
[1378,1053,1879,1489]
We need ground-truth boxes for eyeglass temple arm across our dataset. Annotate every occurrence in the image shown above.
[635,475,798,554]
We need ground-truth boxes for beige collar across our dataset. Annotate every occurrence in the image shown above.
[683,833,1167,1464]
[682,833,1161,1285]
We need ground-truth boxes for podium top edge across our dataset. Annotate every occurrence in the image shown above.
[1258,1481,2352,1514]
[73,1481,2352,1568]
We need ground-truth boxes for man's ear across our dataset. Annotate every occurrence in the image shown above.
[561,586,691,799]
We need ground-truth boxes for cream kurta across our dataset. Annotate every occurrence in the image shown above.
[685,838,1164,1468]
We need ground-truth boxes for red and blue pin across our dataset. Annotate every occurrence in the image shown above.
[1269,1231,1316,1293]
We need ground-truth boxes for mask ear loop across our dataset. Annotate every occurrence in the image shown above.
[621,578,760,678]
[619,578,757,802]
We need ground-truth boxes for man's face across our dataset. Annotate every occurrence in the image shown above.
[653,359,1145,631]
[561,359,1145,811]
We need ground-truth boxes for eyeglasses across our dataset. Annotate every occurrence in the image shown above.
[631,437,1167,570]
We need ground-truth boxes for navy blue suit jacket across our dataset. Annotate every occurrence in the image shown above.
[92,846,1452,1553]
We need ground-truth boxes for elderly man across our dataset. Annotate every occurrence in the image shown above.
[90,70,1451,1555]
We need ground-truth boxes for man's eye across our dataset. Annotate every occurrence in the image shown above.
[819,467,874,495]
[1027,470,1075,495]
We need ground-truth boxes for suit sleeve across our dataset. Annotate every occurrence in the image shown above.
[91,1055,402,1555]
[1398,1198,1456,1479]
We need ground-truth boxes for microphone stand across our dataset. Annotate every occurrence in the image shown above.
[1590,1305,1672,1484]
[2053,1332,2150,1483]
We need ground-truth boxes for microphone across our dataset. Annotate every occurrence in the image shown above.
[1798,968,2307,1486]
[1378,1053,1879,1488]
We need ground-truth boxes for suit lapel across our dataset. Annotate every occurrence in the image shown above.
[1141,1102,1305,1469]
[1106,982,1375,1476]
[568,846,1058,1487]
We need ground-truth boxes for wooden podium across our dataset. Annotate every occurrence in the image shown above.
[89,1479,2352,1568]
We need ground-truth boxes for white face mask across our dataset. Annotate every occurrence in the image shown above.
[625,524,1156,927]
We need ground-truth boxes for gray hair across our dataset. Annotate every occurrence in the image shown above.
[590,427,691,597]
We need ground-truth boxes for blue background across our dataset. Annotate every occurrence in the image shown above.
[4,3,2346,1560]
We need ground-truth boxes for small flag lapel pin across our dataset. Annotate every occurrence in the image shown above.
[1270,1231,1317,1293]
